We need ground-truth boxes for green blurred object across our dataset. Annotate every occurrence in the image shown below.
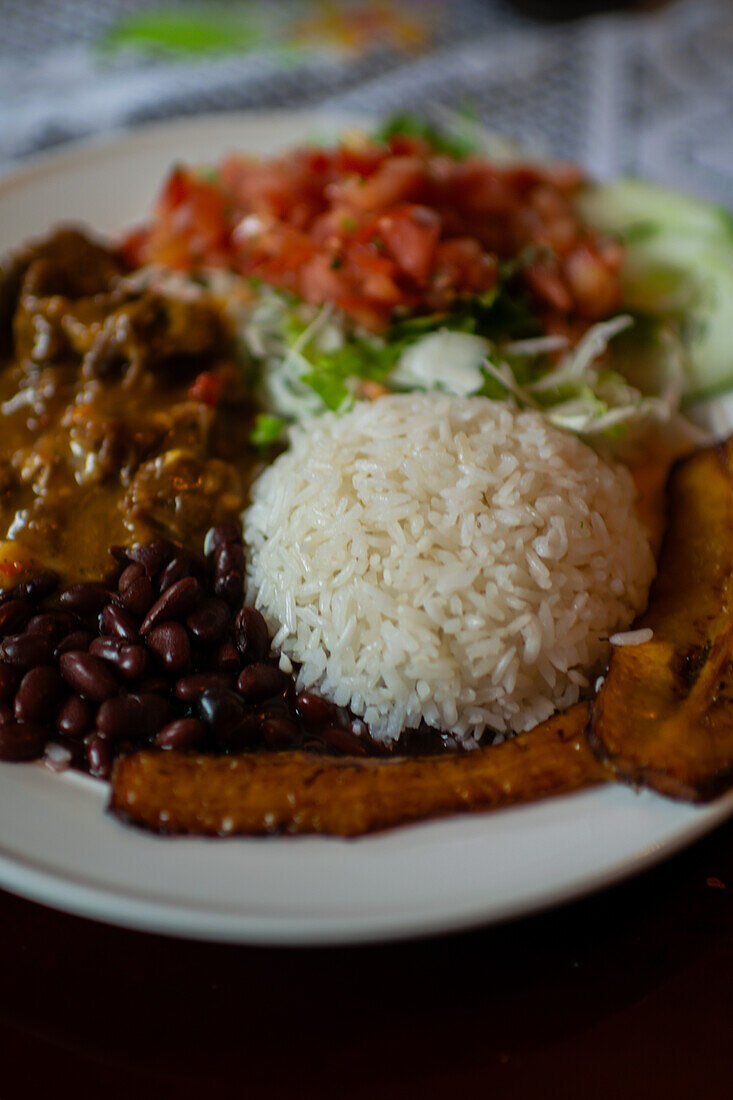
[374,111,479,159]
[250,414,286,447]
[100,7,261,56]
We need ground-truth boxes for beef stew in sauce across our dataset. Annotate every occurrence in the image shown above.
[0,227,258,584]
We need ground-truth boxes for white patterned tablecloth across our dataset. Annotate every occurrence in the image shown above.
[0,0,731,202]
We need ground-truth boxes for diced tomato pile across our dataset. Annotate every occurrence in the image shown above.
[122,133,623,333]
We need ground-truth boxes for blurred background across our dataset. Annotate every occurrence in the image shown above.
[0,0,731,201]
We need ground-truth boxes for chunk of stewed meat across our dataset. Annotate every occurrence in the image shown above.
[81,292,228,385]
[123,450,244,542]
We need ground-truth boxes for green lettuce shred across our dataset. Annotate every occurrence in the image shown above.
[250,413,285,447]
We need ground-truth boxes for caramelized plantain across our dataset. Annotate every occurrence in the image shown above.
[110,703,604,837]
[589,439,733,801]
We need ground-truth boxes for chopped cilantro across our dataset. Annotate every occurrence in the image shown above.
[250,413,285,446]
[300,370,351,412]
[374,113,478,160]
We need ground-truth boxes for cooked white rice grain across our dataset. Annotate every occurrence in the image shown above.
[609,627,654,646]
[244,393,655,745]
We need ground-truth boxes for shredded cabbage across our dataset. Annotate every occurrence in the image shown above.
[232,281,688,449]
[508,315,685,436]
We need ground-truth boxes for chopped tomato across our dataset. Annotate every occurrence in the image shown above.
[524,261,573,313]
[187,370,223,406]
[145,167,231,270]
[331,156,425,212]
[387,134,431,158]
[563,244,621,319]
[300,254,351,306]
[450,161,516,216]
[133,133,619,332]
[335,295,393,332]
[377,204,441,286]
[0,558,27,579]
[431,238,497,297]
[334,144,387,178]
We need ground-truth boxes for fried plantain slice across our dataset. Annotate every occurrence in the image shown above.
[589,438,733,802]
[110,702,604,837]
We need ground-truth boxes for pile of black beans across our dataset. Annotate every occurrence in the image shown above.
[0,524,369,778]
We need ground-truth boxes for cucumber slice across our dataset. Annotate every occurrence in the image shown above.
[578,177,733,243]
[629,233,733,402]
[580,179,733,403]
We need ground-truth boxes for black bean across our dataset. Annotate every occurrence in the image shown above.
[100,604,139,640]
[109,546,131,566]
[116,645,149,682]
[56,695,94,738]
[234,607,269,664]
[1,633,54,669]
[119,574,155,617]
[55,631,93,657]
[214,640,240,673]
[175,671,234,703]
[155,717,205,751]
[136,676,168,695]
[90,637,149,683]
[89,635,123,659]
[25,613,55,636]
[214,541,245,578]
[14,666,64,723]
[261,716,301,750]
[58,582,111,616]
[86,732,113,779]
[24,572,59,601]
[59,652,118,701]
[204,522,241,558]
[1,572,59,604]
[315,724,368,756]
[301,739,331,756]
[129,539,175,577]
[26,611,76,641]
[127,692,172,737]
[141,576,200,634]
[158,553,193,594]
[197,688,246,738]
[214,570,244,607]
[295,691,339,730]
[96,695,145,740]
[186,598,230,645]
[0,702,12,725]
[103,557,126,589]
[147,622,190,674]
[0,662,20,702]
[236,663,291,704]
[0,721,46,761]
[0,599,32,638]
[118,561,145,593]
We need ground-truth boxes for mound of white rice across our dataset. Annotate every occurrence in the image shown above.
[244,393,655,745]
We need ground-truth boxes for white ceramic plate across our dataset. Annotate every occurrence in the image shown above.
[1,111,732,946]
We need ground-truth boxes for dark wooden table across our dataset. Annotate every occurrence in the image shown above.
[2,814,733,1100]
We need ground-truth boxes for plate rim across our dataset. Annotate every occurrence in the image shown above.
[0,108,370,194]
[2,771,732,946]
